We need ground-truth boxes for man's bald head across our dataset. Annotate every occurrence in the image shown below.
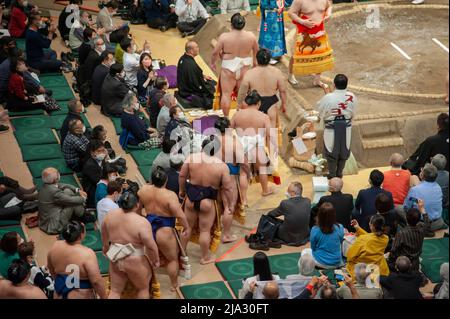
[42,167,60,184]
[389,153,404,168]
[396,256,412,273]
[263,281,279,299]
[329,178,343,193]
[185,41,199,56]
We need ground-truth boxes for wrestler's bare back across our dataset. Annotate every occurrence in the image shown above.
[184,154,229,189]
[231,108,271,135]
[219,31,257,60]
[138,185,180,218]
[102,209,151,247]
[0,280,47,299]
[241,66,284,96]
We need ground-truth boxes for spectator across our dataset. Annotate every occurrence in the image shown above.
[0,232,23,278]
[0,192,23,221]
[376,192,402,250]
[354,169,394,231]
[310,202,345,269]
[8,0,29,38]
[175,0,209,37]
[240,252,280,298]
[434,263,448,299]
[18,241,54,298]
[0,174,37,201]
[90,125,127,174]
[22,65,53,97]
[404,163,446,231]
[286,249,316,281]
[157,93,177,134]
[96,0,127,43]
[0,259,47,299]
[121,37,151,88]
[69,10,93,51]
[267,182,311,246]
[113,26,131,65]
[91,51,115,105]
[78,27,96,65]
[148,76,168,127]
[177,40,215,108]
[346,215,389,278]
[96,180,121,228]
[37,167,89,235]
[25,15,71,73]
[383,153,412,206]
[58,0,83,43]
[380,256,423,299]
[152,137,176,173]
[62,119,90,172]
[60,99,85,146]
[165,153,185,196]
[101,63,129,116]
[311,177,354,231]
[94,163,120,205]
[406,113,449,174]
[0,37,17,65]
[388,206,429,272]
[77,36,106,88]
[244,281,279,299]
[82,140,108,208]
[431,154,449,208]
[165,106,189,139]
[144,0,178,32]
[220,0,250,14]
[0,45,18,103]
[137,52,156,103]
[337,263,382,299]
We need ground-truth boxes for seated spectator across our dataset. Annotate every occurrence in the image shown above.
[0,49,17,104]
[376,192,402,250]
[267,182,311,246]
[78,27,97,65]
[22,65,53,97]
[240,252,280,298]
[165,106,189,139]
[69,11,94,51]
[434,263,448,299]
[37,168,89,235]
[175,0,209,37]
[58,0,82,43]
[383,153,412,206]
[244,280,279,300]
[0,192,23,221]
[122,37,151,88]
[0,174,37,201]
[62,119,90,172]
[404,163,446,231]
[157,93,177,134]
[220,0,250,14]
[347,215,389,278]
[96,180,122,228]
[101,63,129,116]
[311,177,354,231]
[82,140,108,208]
[388,206,429,272]
[95,163,120,205]
[0,36,16,66]
[177,41,215,108]
[121,91,161,147]
[286,249,316,281]
[144,0,178,32]
[148,76,168,127]
[77,37,106,89]
[18,242,54,298]
[354,169,394,231]
[380,256,423,299]
[25,14,71,73]
[91,51,115,105]
[96,0,128,44]
[8,0,29,38]
[0,231,23,278]
[137,52,156,103]
[165,153,185,196]
[0,259,47,299]
[310,202,345,269]
[152,137,176,174]
[60,99,85,146]
[337,263,383,299]
[431,154,449,208]
[113,26,132,65]
[406,113,449,174]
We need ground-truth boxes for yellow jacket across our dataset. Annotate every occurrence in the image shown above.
[346,227,390,278]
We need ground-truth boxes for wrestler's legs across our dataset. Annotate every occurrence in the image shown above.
[108,262,129,299]
[220,69,236,117]
[221,185,237,243]
[120,256,152,299]
[288,42,298,85]
[239,170,249,206]
[267,104,278,129]
[198,199,216,264]
[181,199,198,252]
[256,147,273,196]
[157,228,180,290]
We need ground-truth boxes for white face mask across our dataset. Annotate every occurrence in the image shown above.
[109,175,118,182]
[179,112,186,120]
[95,153,106,161]
[134,103,140,111]
[132,44,137,53]
[82,126,86,134]
[23,0,29,7]
[99,44,106,52]
[285,192,291,199]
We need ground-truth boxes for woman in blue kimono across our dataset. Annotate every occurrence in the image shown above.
[258,0,287,64]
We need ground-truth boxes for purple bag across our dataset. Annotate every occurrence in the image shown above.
[156,65,177,88]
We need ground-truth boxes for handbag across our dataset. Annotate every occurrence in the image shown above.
[256,214,283,241]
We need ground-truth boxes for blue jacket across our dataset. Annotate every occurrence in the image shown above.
[144,0,172,20]
[354,187,394,231]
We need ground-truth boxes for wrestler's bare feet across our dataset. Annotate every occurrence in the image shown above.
[170,285,178,292]
[222,234,238,244]
[200,255,216,265]
[288,74,299,86]
[262,187,275,196]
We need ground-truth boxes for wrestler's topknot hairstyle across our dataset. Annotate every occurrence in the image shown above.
[118,191,139,211]
[231,13,246,30]
[7,259,30,285]
[202,135,221,156]
[214,117,230,134]
[245,90,261,106]
[256,48,271,66]
[61,221,85,243]
[152,166,168,188]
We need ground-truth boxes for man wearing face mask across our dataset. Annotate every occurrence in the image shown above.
[62,119,90,172]
[69,11,105,51]
[96,180,122,229]
[91,51,115,105]
[164,106,190,139]
[82,140,109,208]
[121,37,151,88]
[60,99,87,146]
[78,37,106,93]
[97,0,128,43]
[101,63,130,116]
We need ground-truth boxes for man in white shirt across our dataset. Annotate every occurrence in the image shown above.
[157,93,178,134]
[121,37,151,88]
[220,0,251,14]
[175,0,210,37]
[96,180,122,229]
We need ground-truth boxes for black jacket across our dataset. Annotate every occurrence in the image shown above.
[81,157,105,208]
[409,129,449,174]
[177,53,210,98]
[78,49,101,86]
[380,272,423,299]
[101,74,130,116]
[311,192,354,231]
[91,64,109,105]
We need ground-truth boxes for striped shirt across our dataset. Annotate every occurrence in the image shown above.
[62,133,89,168]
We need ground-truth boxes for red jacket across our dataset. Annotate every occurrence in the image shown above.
[8,73,27,100]
[8,7,28,38]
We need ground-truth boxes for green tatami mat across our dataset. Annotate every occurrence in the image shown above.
[180,281,233,299]
[0,219,21,227]
[110,116,122,135]
[0,225,25,240]
[27,159,73,178]
[33,174,79,189]
[40,75,69,88]
[215,253,301,282]
[96,251,109,275]
[21,144,63,162]
[85,222,96,231]
[138,165,152,182]
[48,103,69,116]
[421,238,449,260]
[129,149,161,166]
[8,109,45,117]
[421,258,448,283]
[82,230,103,251]
[227,279,243,298]
[14,128,58,145]
[52,86,76,101]
[12,115,53,130]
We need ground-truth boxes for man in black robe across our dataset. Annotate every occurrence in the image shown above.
[176,40,216,109]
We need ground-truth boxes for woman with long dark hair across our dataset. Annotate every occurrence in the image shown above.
[240,252,280,298]
[136,52,156,103]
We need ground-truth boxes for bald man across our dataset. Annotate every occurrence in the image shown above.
[311,177,354,230]
[383,153,412,206]
[245,280,280,299]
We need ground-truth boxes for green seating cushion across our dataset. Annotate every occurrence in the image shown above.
[27,159,73,178]
[14,128,58,146]
[21,144,63,162]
